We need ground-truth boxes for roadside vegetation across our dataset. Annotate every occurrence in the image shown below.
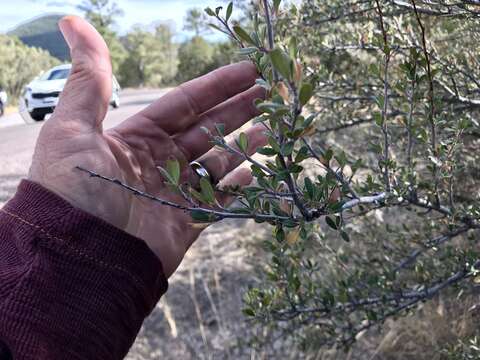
[0,35,59,102]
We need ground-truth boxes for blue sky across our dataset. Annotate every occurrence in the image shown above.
[0,0,231,40]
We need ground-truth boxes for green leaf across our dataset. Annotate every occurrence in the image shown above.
[322,290,335,307]
[237,132,248,152]
[200,178,216,204]
[233,25,256,45]
[282,141,294,156]
[458,117,471,130]
[288,164,303,173]
[323,148,333,162]
[208,23,224,33]
[304,177,315,199]
[299,82,314,106]
[257,147,278,156]
[268,137,282,153]
[269,47,293,80]
[373,111,383,127]
[340,230,350,242]
[366,310,377,321]
[295,146,310,163]
[190,188,206,203]
[335,151,348,167]
[166,159,180,185]
[256,101,288,114]
[375,95,384,109]
[383,44,391,56]
[157,166,174,184]
[273,0,282,12]
[214,123,225,136]
[328,201,344,213]
[238,47,258,56]
[226,2,233,21]
[251,164,267,179]
[288,37,298,58]
[369,142,382,154]
[335,215,342,227]
[369,63,380,78]
[275,226,285,242]
[325,216,338,230]
[204,7,215,16]
[242,308,256,317]
[338,287,349,303]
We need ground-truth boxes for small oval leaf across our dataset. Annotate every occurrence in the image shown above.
[233,25,256,45]
[166,159,180,185]
[200,177,216,204]
[269,47,293,80]
[299,82,314,106]
[237,132,249,152]
[226,2,233,21]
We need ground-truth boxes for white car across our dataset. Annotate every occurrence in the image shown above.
[0,89,7,117]
[24,64,121,121]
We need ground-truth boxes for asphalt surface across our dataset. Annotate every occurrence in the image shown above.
[0,88,168,206]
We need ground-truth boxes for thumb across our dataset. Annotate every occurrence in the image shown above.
[53,16,112,130]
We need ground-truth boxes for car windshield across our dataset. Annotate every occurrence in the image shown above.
[40,68,70,81]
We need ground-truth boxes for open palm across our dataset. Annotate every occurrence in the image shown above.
[29,16,265,277]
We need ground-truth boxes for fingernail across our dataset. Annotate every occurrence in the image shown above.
[59,16,76,49]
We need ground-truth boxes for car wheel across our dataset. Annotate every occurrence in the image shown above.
[30,111,45,122]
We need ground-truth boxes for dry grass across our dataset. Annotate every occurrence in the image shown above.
[126,218,269,359]
[369,293,479,359]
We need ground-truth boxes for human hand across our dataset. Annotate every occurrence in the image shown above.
[28,16,266,277]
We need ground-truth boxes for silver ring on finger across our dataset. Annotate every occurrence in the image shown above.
[190,161,216,185]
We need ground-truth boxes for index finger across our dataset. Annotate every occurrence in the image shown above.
[138,61,258,135]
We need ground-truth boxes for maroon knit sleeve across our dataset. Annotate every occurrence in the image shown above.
[0,180,168,360]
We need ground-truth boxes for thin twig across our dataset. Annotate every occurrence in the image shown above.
[411,0,440,206]
[75,166,295,223]
[393,225,473,273]
[375,0,392,192]
[407,53,417,185]
[215,15,243,48]
[263,0,278,82]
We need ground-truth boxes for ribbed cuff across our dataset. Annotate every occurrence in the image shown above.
[4,179,168,304]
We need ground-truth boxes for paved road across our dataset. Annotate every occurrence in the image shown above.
[0,88,168,206]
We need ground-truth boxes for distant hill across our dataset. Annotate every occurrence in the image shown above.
[8,14,70,61]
